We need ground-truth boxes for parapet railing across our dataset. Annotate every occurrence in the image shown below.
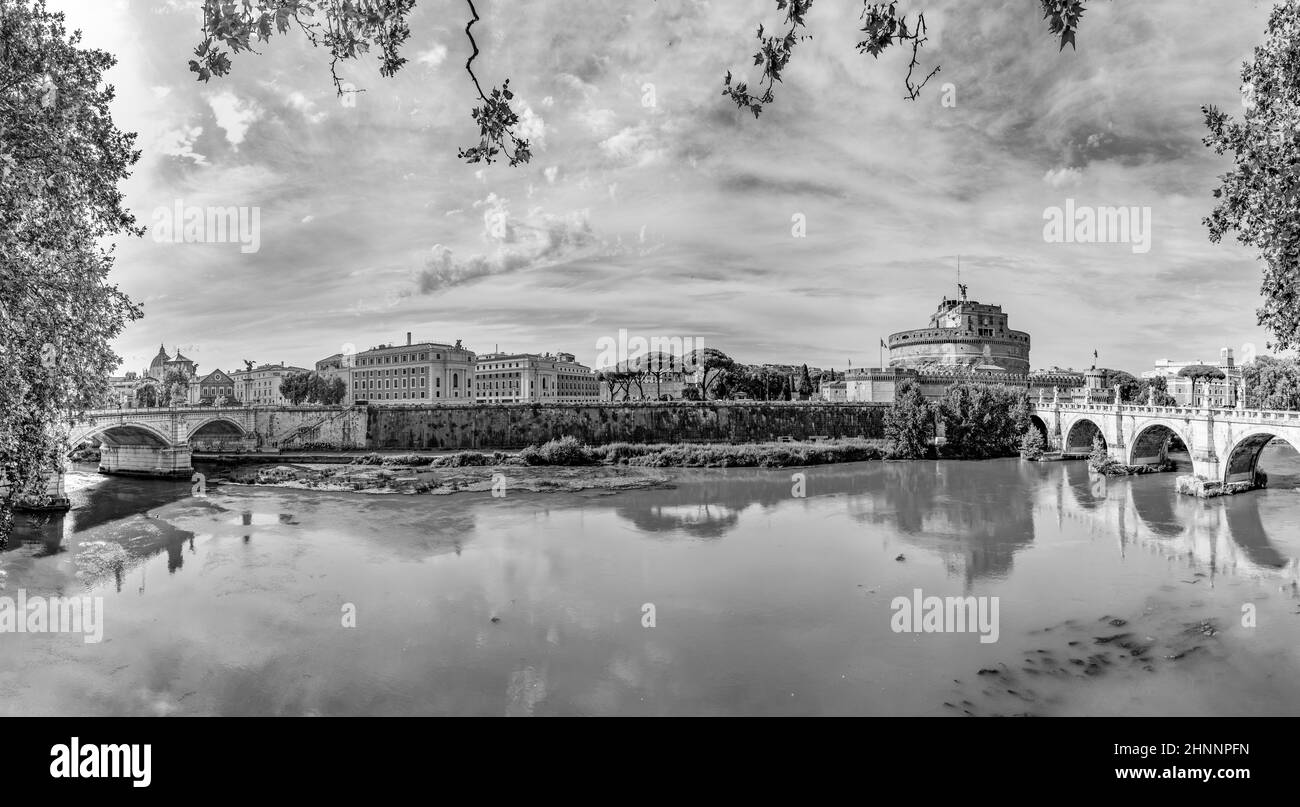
[1033,401,1300,421]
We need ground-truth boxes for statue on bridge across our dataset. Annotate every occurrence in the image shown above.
[1148,384,1155,407]
[1114,384,1122,405]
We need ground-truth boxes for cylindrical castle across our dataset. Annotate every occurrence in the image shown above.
[886,292,1031,375]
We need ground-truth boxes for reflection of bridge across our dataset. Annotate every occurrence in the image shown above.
[1032,459,1300,586]
[69,407,257,477]
[1030,399,1300,488]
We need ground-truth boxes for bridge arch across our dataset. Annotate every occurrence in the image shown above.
[1127,420,1191,469]
[69,422,173,448]
[1223,430,1300,485]
[1028,414,1049,444]
[187,416,249,441]
[1063,417,1106,455]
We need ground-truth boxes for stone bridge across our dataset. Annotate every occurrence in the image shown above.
[69,406,258,477]
[1029,397,1300,488]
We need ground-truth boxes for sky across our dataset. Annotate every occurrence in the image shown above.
[49,0,1282,377]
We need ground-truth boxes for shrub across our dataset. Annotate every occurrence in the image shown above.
[519,436,596,465]
[430,451,496,467]
[885,378,933,459]
[1019,428,1045,460]
[935,382,1031,459]
[1088,435,1108,465]
[380,453,427,466]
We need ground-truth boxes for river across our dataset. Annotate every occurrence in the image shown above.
[3,446,1300,716]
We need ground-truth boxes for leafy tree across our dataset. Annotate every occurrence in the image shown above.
[1243,354,1300,409]
[681,384,702,401]
[598,366,639,401]
[135,381,159,408]
[1178,364,1226,382]
[1147,375,1178,406]
[1204,0,1300,351]
[797,364,813,399]
[306,373,327,403]
[323,376,348,405]
[692,348,737,401]
[0,0,142,542]
[159,369,190,406]
[884,378,933,459]
[1177,364,1226,404]
[1019,427,1045,460]
[279,371,313,405]
[642,351,679,401]
[1096,368,1144,403]
[935,383,1031,459]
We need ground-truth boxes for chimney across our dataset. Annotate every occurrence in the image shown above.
[407,332,412,346]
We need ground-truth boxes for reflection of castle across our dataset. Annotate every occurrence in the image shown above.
[834,287,1086,402]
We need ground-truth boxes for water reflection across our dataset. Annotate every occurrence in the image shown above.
[1033,462,1300,584]
[601,456,1299,588]
[3,453,1300,716]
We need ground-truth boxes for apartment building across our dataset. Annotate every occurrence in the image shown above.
[232,362,310,406]
[351,333,476,404]
[474,351,600,403]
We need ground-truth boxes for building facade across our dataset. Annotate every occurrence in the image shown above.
[476,351,600,403]
[350,334,476,405]
[232,363,310,406]
[1142,348,1242,408]
[315,353,354,406]
[196,369,236,404]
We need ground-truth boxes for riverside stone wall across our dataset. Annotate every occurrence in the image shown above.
[366,402,890,450]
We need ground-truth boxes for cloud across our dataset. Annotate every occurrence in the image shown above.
[412,195,597,293]
[286,91,325,124]
[580,108,618,135]
[598,123,664,166]
[516,104,547,150]
[1043,167,1084,188]
[207,91,260,148]
[154,125,207,165]
[416,44,448,68]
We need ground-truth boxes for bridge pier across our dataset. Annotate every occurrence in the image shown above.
[98,444,192,478]
[1189,408,1220,482]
